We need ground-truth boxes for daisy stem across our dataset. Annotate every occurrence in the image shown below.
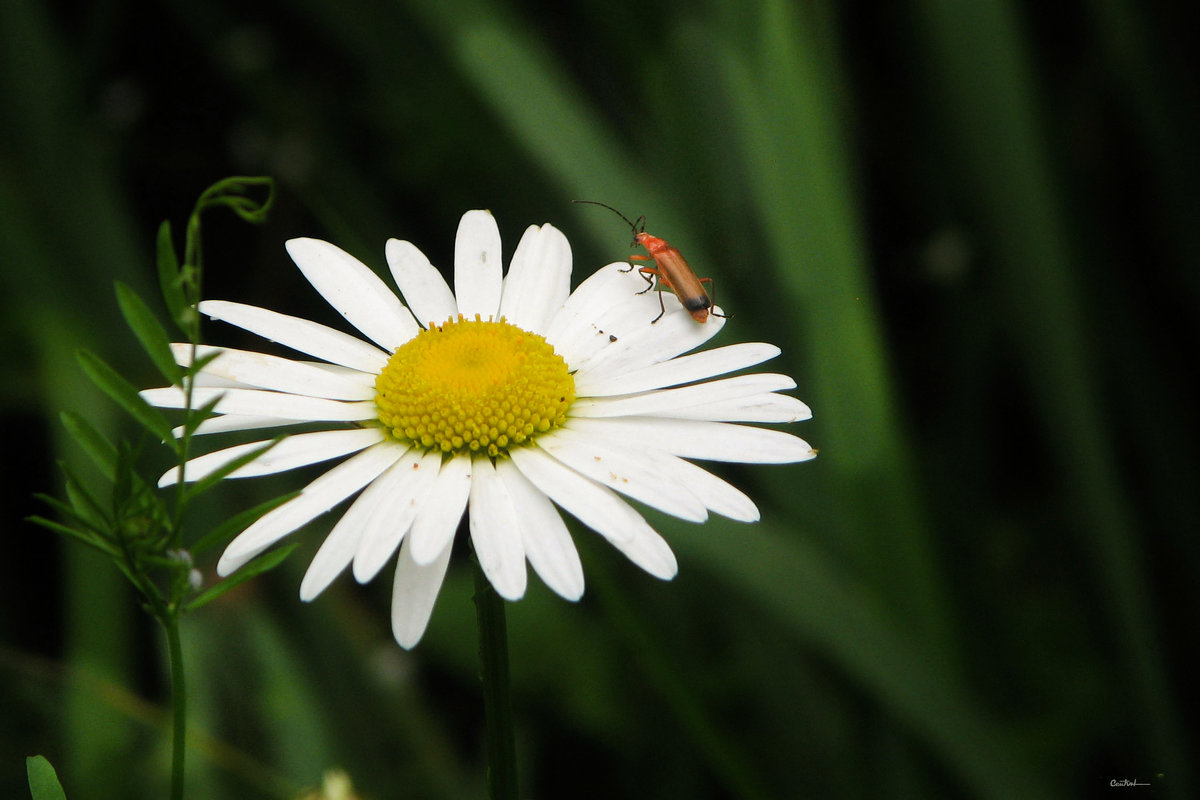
[472,555,519,800]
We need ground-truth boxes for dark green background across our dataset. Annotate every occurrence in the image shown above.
[2,0,1196,798]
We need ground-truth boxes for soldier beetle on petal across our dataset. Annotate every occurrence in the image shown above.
[575,200,726,324]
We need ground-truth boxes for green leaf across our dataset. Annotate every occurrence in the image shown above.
[182,437,283,504]
[189,490,301,555]
[115,282,182,385]
[110,439,143,513]
[178,345,223,382]
[185,542,300,612]
[76,349,178,450]
[27,514,119,558]
[178,388,224,440]
[34,489,107,537]
[155,220,190,335]
[26,755,67,800]
[60,411,119,481]
[59,464,112,532]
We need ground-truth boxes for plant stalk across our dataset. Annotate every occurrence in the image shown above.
[164,616,187,800]
[472,555,519,800]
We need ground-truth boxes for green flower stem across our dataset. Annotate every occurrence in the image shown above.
[472,553,519,800]
[163,615,187,800]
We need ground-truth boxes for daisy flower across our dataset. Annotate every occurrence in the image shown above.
[141,210,815,647]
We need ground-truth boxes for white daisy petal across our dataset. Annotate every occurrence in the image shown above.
[303,361,378,380]
[199,300,389,373]
[495,458,583,600]
[574,342,781,396]
[386,238,458,328]
[352,449,443,583]
[562,294,685,370]
[391,534,454,649]
[468,458,527,600]
[568,373,796,419]
[286,238,420,351]
[565,416,818,463]
[606,523,678,580]
[545,424,757,521]
[173,344,375,400]
[663,392,812,423]
[536,428,708,523]
[655,455,760,522]
[509,446,643,545]
[499,224,572,333]
[170,414,296,438]
[298,441,420,599]
[544,263,648,362]
[342,451,421,582]
[570,303,727,377]
[217,441,406,575]
[159,428,384,488]
[409,453,472,565]
[454,210,503,320]
[298,481,380,601]
[190,373,246,389]
[141,386,377,422]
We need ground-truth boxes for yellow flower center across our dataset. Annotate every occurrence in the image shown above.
[374,315,575,457]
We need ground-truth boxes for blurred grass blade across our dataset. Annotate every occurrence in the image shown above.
[672,522,1054,800]
[425,15,699,241]
[588,552,773,800]
[909,0,1188,791]
[713,0,954,665]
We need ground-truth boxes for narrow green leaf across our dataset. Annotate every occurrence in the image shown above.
[27,514,119,558]
[178,345,222,381]
[60,411,119,481]
[76,349,178,449]
[182,437,282,504]
[26,755,68,800]
[189,490,301,555]
[178,389,224,439]
[185,542,299,612]
[111,442,135,514]
[115,282,182,385]
[59,465,112,531]
[34,490,108,537]
[155,220,191,337]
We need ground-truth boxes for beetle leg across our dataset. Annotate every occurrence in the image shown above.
[621,254,653,274]
[635,267,659,295]
[650,288,667,324]
[624,258,658,294]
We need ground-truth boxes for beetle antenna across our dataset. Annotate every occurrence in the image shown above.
[573,200,639,233]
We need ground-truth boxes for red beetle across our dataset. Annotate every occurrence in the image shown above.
[576,201,725,324]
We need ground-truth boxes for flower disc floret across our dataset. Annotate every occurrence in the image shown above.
[375,315,575,457]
